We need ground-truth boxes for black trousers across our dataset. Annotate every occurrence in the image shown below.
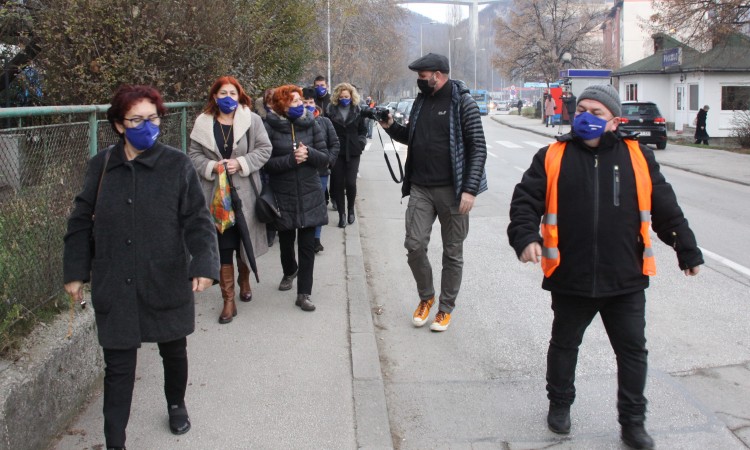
[546,291,648,425]
[102,337,188,447]
[330,155,361,216]
[278,226,316,295]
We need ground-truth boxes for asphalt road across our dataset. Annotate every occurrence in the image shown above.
[359,117,750,449]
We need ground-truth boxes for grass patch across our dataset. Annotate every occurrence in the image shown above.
[0,293,69,358]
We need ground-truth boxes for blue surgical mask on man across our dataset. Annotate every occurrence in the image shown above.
[339,98,351,107]
[287,104,305,120]
[315,85,327,97]
[305,105,316,114]
[216,96,238,114]
[572,111,609,140]
[125,121,160,151]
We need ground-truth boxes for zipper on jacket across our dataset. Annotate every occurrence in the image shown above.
[291,124,305,228]
[672,231,678,250]
[613,165,620,206]
[592,153,600,297]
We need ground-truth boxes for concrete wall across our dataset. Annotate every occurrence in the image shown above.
[0,307,103,450]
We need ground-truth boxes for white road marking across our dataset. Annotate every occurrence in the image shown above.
[496,140,522,148]
[514,166,525,172]
[486,144,493,149]
[364,143,372,152]
[487,151,497,158]
[699,247,750,277]
[524,141,547,148]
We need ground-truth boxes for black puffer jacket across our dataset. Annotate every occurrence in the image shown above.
[315,115,340,176]
[386,79,487,201]
[326,103,368,161]
[508,131,704,298]
[263,110,329,230]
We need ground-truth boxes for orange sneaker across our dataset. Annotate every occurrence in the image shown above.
[430,311,451,331]
[412,297,435,327]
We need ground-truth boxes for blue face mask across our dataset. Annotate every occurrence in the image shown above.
[339,98,351,107]
[572,111,609,140]
[216,96,238,114]
[287,104,305,120]
[315,85,327,97]
[305,105,316,114]
[125,121,160,151]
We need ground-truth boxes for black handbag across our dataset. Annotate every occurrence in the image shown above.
[250,176,280,223]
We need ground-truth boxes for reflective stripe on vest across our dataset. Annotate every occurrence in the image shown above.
[541,139,656,277]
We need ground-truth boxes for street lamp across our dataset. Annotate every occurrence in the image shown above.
[448,37,462,75]
[420,21,437,57]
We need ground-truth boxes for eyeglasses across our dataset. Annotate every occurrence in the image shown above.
[123,115,161,126]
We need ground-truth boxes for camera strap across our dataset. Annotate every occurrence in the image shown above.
[375,124,404,183]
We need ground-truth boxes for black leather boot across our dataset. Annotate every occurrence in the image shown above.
[347,210,355,224]
[295,294,316,311]
[547,402,571,434]
[338,213,346,228]
[621,423,654,449]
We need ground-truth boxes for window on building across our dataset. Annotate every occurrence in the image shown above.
[625,83,638,101]
[689,84,699,110]
[721,85,750,110]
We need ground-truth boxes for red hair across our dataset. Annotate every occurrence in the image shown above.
[203,76,253,115]
[271,85,303,116]
[107,85,167,135]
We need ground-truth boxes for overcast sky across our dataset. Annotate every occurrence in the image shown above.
[401,3,488,24]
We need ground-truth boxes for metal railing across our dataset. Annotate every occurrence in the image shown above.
[0,102,202,343]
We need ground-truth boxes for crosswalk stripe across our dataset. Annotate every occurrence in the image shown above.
[514,166,525,172]
[364,143,372,152]
[486,144,493,149]
[524,141,547,148]
[495,140,522,148]
[487,151,497,158]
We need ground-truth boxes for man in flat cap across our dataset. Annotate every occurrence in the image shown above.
[378,52,487,332]
[507,84,703,449]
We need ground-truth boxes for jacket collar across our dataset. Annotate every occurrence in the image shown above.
[189,105,254,154]
[106,140,167,170]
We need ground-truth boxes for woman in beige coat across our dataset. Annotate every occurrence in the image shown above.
[188,76,273,324]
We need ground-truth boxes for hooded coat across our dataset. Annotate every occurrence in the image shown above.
[63,142,220,349]
[188,105,273,263]
[263,110,329,230]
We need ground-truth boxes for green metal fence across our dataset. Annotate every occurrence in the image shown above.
[0,102,201,342]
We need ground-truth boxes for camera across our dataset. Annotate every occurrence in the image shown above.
[360,106,390,122]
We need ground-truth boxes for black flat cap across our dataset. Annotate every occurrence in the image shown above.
[408,53,450,73]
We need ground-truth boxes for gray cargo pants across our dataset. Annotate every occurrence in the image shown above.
[404,184,469,313]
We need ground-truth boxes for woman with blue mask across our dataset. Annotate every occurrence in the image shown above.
[325,82,368,228]
[188,76,273,324]
[263,85,329,311]
[63,85,220,449]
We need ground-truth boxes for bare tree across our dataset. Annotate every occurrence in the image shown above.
[493,0,610,84]
[648,0,750,50]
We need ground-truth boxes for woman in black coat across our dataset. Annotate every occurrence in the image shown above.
[694,105,709,145]
[63,85,219,449]
[264,84,329,311]
[326,82,368,228]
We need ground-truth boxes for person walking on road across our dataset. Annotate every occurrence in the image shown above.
[188,76,273,324]
[694,104,710,145]
[303,87,340,253]
[326,82,368,228]
[516,98,523,116]
[264,84,329,311]
[63,85,220,449]
[507,84,704,450]
[379,52,488,332]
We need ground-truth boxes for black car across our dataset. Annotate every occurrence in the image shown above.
[619,101,668,150]
[393,99,415,126]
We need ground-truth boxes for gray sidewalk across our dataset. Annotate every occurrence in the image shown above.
[491,113,750,187]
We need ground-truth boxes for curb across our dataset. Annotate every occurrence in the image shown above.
[0,305,102,450]
[345,219,394,449]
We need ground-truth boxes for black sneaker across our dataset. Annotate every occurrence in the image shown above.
[621,424,654,449]
[278,270,297,291]
[547,402,571,434]
[314,238,324,253]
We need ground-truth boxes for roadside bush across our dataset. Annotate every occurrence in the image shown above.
[730,110,750,148]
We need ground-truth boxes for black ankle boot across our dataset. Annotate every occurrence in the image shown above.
[348,210,355,224]
[338,214,346,228]
[295,293,316,311]
[547,402,571,434]
[168,404,191,435]
[621,424,654,449]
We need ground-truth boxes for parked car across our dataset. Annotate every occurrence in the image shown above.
[393,98,415,126]
[496,101,509,111]
[619,101,668,150]
[384,101,398,114]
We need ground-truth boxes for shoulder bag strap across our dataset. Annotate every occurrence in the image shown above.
[92,146,114,219]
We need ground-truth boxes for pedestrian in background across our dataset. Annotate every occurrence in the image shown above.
[257,88,278,247]
[545,94,556,127]
[694,104,710,145]
[326,82,368,228]
[264,84,329,311]
[379,53,488,332]
[302,87,340,253]
[508,84,703,450]
[313,75,331,116]
[63,85,219,449]
[516,98,523,115]
[188,76,273,324]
